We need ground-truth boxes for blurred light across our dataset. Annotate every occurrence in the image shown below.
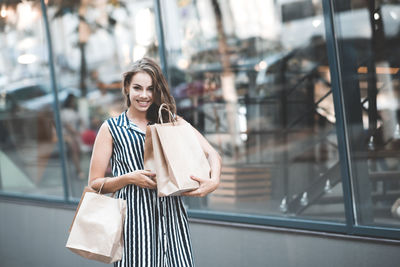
[358,66,367,73]
[1,5,6,18]
[390,11,398,20]
[17,37,36,50]
[376,67,399,74]
[122,43,130,65]
[17,2,39,29]
[177,58,189,69]
[178,0,191,7]
[18,54,37,64]
[135,8,153,46]
[133,45,146,61]
[258,60,267,70]
[312,19,322,28]
[358,66,399,74]
[374,12,380,20]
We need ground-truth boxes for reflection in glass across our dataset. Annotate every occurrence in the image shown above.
[0,1,64,197]
[47,0,159,198]
[334,1,400,227]
[162,0,345,221]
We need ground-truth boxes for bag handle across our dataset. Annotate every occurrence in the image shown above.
[98,179,107,194]
[96,178,116,197]
[158,103,176,125]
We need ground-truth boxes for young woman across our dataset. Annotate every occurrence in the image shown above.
[88,57,221,267]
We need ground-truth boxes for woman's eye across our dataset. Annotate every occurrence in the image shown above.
[133,86,141,90]
[149,87,154,91]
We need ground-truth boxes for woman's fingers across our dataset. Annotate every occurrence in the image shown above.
[190,175,209,183]
[129,171,157,189]
[142,170,155,175]
[182,175,218,197]
[182,176,204,197]
[142,170,156,178]
[146,180,157,189]
[182,188,206,197]
[142,174,157,188]
[189,175,201,182]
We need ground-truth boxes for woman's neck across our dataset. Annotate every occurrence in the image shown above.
[126,108,147,124]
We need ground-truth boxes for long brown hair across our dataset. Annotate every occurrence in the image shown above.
[122,57,176,123]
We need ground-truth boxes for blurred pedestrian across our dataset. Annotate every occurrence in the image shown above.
[61,93,85,179]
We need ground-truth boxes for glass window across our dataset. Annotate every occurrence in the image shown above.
[46,0,160,199]
[0,1,64,197]
[333,1,400,227]
[161,0,345,222]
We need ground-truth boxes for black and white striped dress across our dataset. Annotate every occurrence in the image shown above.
[106,111,195,267]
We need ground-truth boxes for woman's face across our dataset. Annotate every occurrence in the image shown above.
[128,71,154,113]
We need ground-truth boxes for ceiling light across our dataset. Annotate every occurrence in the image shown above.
[18,54,37,64]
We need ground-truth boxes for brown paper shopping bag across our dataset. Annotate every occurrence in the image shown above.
[66,181,127,263]
[68,186,96,232]
[144,104,211,196]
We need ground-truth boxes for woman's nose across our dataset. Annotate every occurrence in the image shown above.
[141,89,151,97]
[140,90,148,97]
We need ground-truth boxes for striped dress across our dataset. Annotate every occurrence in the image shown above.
[106,111,195,267]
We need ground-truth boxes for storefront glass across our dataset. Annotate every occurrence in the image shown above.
[333,1,400,227]
[161,0,345,221]
[0,1,64,197]
[46,0,159,199]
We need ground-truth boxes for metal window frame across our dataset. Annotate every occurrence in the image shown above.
[40,0,71,202]
[0,0,72,203]
[323,0,400,239]
[1,0,400,241]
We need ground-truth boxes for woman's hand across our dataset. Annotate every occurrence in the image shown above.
[124,170,157,189]
[181,175,219,197]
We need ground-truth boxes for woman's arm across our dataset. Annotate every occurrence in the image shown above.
[182,126,222,197]
[88,122,156,193]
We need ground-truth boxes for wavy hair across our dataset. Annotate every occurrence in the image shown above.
[122,57,176,123]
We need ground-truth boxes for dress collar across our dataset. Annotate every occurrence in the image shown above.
[116,111,146,135]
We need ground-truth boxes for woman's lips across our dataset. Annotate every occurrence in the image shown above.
[137,100,150,107]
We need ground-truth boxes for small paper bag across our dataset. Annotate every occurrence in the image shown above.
[66,189,127,263]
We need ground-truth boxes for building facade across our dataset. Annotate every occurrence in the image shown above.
[1,0,400,266]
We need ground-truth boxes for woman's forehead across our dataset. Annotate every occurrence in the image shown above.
[131,71,153,86]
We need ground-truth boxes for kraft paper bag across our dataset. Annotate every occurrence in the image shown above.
[66,187,127,263]
[144,106,211,197]
[68,186,96,232]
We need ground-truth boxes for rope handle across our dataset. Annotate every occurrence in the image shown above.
[158,103,177,125]
[98,179,107,194]
[96,178,116,197]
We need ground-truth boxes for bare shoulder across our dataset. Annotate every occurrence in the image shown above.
[95,121,112,142]
[99,121,111,134]
[176,115,188,124]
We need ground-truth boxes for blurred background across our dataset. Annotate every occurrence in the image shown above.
[2,0,400,266]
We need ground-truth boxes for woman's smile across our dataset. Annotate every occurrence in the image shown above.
[137,99,151,107]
